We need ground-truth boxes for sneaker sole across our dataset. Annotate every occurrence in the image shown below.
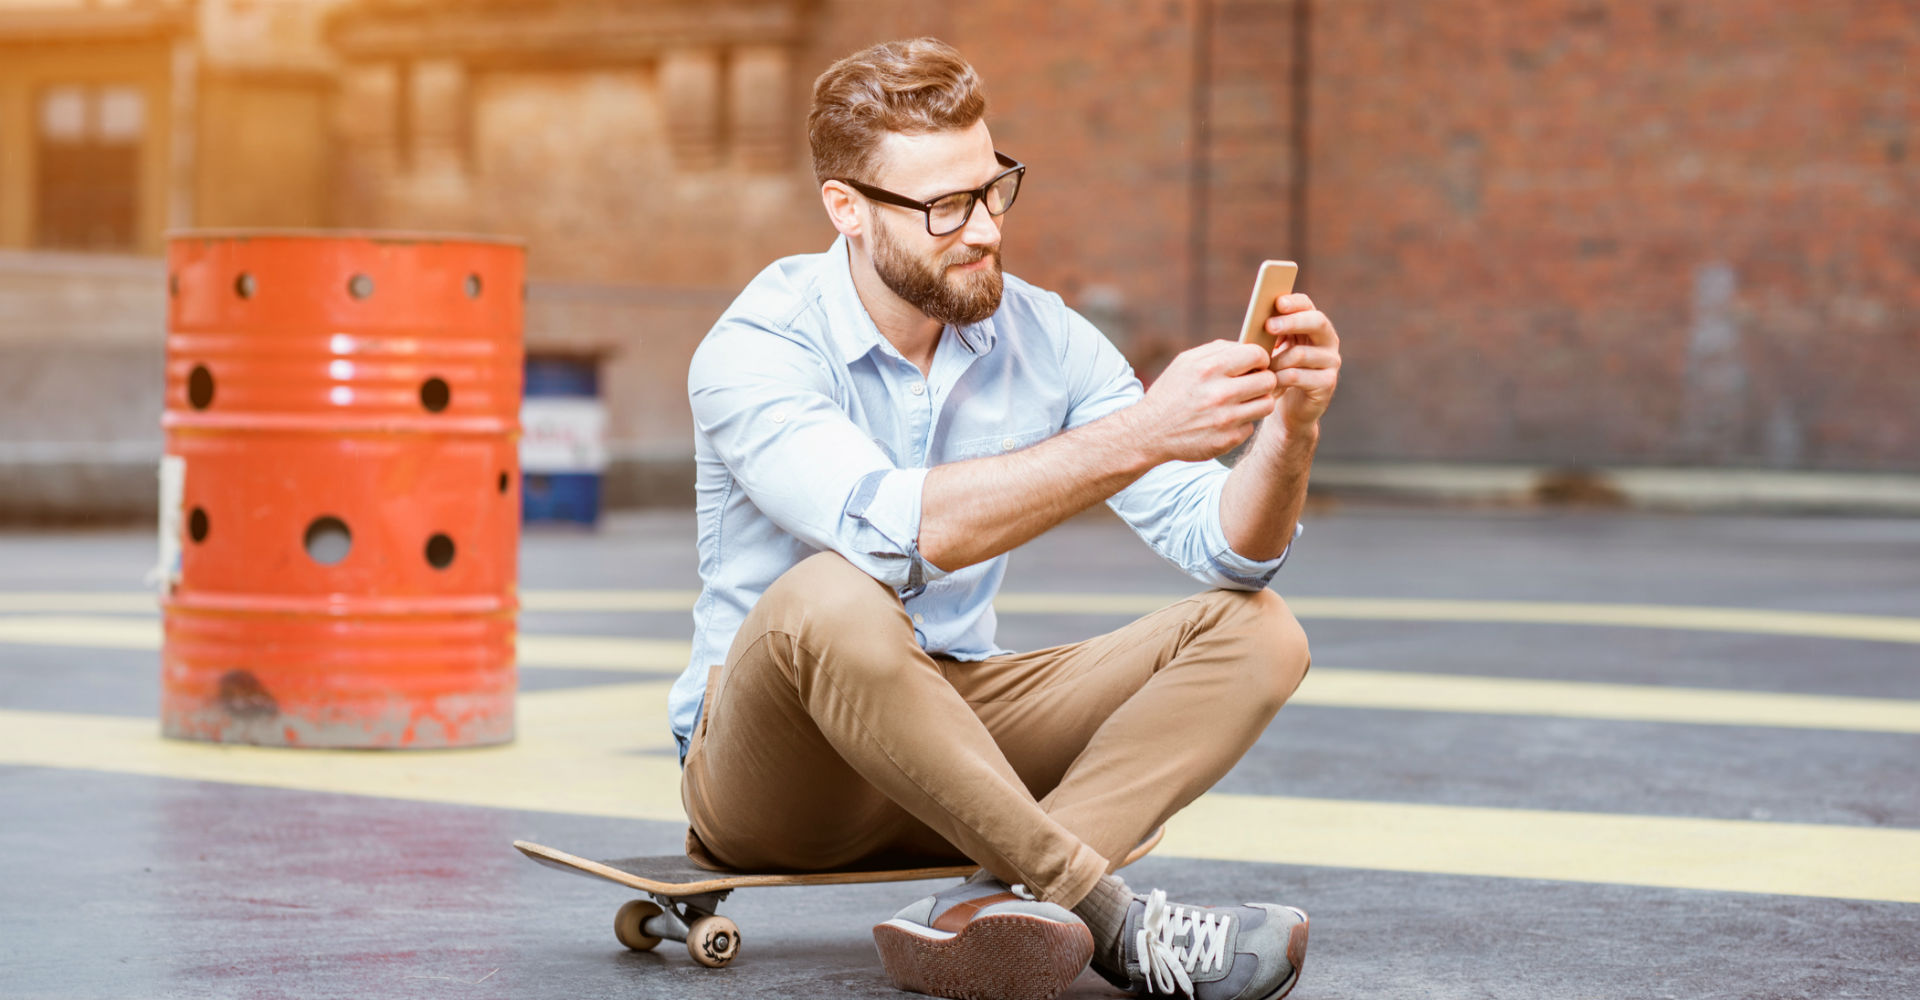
[873,912,1094,1000]
[1267,906,1311,1000]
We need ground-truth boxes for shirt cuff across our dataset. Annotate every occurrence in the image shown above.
[843,467,949,592]
[1204,507,1303,588]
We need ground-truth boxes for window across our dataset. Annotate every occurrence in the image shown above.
[35,84,145,251]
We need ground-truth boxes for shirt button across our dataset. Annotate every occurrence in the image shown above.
[913,613,925,625]
[910,383,926,396]
[769,409,788,424]
[1001,437,1017,451]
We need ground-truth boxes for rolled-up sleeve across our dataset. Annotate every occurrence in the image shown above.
[689,321,947,595]
[1054,303,1298,590]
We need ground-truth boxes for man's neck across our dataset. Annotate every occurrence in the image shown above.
[846,240,942,377]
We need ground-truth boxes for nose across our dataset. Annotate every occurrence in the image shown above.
[959,196,1000,246]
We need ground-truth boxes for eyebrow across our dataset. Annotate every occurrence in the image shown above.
[892,158,1007,203]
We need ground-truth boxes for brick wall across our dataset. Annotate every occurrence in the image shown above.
[1306,0,1917,471]
[324,0,1916,475]
[3,0,1914,522]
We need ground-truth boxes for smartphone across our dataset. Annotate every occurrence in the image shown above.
[1237,260,1299,369]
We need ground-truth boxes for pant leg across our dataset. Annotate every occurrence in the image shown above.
[680,552,1111,905]
[955,588,1311,868]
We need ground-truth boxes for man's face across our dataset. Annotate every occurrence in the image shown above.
[863,121,1005,326]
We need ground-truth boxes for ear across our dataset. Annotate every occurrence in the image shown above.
[821,181,864,239]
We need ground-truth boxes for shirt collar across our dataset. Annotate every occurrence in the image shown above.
[820,234,997,364]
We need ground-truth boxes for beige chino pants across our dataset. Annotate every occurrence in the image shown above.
[680,552,1311,908]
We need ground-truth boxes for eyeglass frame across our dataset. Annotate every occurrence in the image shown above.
[835,152,1026,237]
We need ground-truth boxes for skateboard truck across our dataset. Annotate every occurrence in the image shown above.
[614,891,740,968]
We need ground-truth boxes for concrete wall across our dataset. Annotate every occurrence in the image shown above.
[0,249,729,518]
[0,251,166,520]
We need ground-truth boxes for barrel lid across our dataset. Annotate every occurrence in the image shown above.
[167,228,527,249]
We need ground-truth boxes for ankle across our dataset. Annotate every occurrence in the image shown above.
[1069,874,1134,972]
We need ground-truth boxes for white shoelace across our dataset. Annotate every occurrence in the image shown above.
[1134,889,1233,996]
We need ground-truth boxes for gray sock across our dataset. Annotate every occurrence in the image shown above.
[1071,874,1135,973]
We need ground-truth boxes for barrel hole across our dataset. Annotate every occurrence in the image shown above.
[188,365,215,409]
[234,273,255,299]
[188,507,209,543]
[420,377,451,412]
[425,533,456,570]
[348,273,374,300]
[303,516,352,565]
[496,470,510,494]
[465,274,482,299]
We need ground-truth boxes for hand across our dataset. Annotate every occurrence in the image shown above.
[1264,293,1340,433]
[1128,340,1278,464]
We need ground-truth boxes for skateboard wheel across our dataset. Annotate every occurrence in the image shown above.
[614,900,664,951]
[687,915,740,968]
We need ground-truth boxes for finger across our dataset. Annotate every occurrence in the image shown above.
[1274,292,1316,315]
[1221,341,1273,376]
[1272,367,1338,392]
[1224,368,1280,402]
[1270,344,1341,371]
[1267,312,1340,351]
[1224,395,1277,426]
[1266,309,1333,338]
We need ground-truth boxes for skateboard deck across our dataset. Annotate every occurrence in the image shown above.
[516,825,1164,968]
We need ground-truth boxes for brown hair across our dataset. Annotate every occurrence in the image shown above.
[807,38,987,185]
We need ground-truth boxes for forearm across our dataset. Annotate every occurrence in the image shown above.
[919,408,1157,571]
[1219,419,1319,561]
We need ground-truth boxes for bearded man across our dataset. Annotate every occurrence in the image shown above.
[668,37,1342,1000]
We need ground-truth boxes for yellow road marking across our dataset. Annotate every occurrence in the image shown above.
[9,591,1920,645]
[1000,594,1920,645]
[1164,795,1920,904]
[2,695,1915,904]
[523,589,699,611]
[0,683,687,821]
[518,635,687,671]
[0,593,156,614]
[0,617,687,673]
[0,615,156,649]
[1292,668,1920,735]
[6,616,1919,734]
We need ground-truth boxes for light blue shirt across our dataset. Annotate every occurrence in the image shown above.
[671,235,1298,754]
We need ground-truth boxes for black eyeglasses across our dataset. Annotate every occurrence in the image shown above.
[838,152,1026,237]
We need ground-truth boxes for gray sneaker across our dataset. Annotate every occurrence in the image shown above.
[1097,889,1308,1000]
[873,876,1094,1000]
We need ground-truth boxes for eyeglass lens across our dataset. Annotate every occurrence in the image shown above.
[927,170,1021,235]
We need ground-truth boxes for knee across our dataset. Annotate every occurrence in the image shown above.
[755,552,899,629]
[1210,588,1312,715]
[746,552,912,668]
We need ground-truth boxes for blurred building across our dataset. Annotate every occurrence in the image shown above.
[0,0,1914,520]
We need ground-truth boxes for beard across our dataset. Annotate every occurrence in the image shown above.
[870,218,1005,326]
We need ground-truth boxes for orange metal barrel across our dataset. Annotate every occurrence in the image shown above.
[161,232,524,748]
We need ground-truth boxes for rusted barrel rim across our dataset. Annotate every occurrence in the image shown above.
[167,228,528,248]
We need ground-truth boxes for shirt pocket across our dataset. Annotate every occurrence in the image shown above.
[947,425,1055,462]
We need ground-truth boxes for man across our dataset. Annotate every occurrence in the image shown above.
[670,37,1341,1000]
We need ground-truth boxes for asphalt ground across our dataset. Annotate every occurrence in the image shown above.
[2,501,1917,999]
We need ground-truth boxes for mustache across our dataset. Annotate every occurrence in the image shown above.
[944,245,999,269]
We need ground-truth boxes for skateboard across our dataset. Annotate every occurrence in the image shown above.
[515,826,1164,969]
